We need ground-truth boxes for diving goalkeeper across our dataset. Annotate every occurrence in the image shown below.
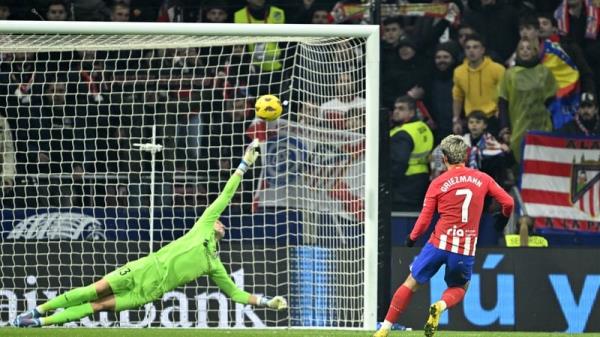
[13,139,287,328]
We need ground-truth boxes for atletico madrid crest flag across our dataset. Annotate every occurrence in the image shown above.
[521,132,600,232]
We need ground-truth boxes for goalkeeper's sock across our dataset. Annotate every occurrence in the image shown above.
[41,302,94,326]
[38,284,98,313]
[441,287,465,309]
[384,285,414,324]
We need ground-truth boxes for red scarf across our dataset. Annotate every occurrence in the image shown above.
[555,0,599,39]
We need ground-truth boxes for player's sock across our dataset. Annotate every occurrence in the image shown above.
[381,320,393,329]
[39,284,98,312]
[41,303,94,326]
[384,285,414,323]
[441,287,466,309]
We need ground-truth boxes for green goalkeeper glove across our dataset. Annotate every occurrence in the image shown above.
[237,139,260,174]
[259,296,288,310]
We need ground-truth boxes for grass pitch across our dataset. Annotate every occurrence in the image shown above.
[1,329,599,337]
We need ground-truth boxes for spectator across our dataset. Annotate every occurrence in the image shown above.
[389,96,433,212]
[288,0,329,24]
[105,184,129,207]
[0,52,47,207]
[517,16,580,130]
[156,0,187,22]
[72,0,110,21]
[498,38,557,162]
[38,80,86,207]
[178,99,204,163]
[537,13,596,96]
[463,0,520,62]
[462,111,514,183]
[425,41,460,144]
[319,73,365,129]
[73,50,109,104]
[45,0,68,21]
[554,0,600,48]
[110,1,130,22]
[381,17,405,64]
[234,0,285,73]
[310,7,330,24]
[0,1,10,20]
[199,3,229,23]
[452,34,505,135]
[505,215,549,247]
[411,1,461,55]
[455,24,502,63]
[127,0,160,22]
[381,36,427,110]
[456,24,477,51]
[559,93,600,135]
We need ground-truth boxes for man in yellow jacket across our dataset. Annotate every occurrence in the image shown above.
[452,34,505,135]
[390,96,433,211]
[234,0,285,73]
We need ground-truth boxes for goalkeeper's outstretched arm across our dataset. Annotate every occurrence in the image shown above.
[210,261,288,310]
[194,139,261,233]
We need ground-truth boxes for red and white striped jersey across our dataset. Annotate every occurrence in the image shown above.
[410,166,514,256]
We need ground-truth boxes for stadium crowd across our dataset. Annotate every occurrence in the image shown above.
[0,0,599,232]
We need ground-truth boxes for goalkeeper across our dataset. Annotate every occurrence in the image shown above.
[13,140,287,328]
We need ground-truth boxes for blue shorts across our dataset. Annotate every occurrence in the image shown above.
[410,243,475,287]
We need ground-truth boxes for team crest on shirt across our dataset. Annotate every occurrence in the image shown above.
[570,156,600,218]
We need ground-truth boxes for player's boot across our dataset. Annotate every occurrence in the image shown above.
[424,301,444,337]
[372,327,390,337]
[12,316,41,328]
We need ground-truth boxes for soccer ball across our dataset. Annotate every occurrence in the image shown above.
[255,94,283,121]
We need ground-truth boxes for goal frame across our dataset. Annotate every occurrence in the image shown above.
[0,20,380,330]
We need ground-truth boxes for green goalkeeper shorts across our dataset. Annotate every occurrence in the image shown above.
[103,255,165,311]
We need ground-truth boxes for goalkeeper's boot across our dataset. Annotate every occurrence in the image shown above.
[16,308,41,320]
[12,315,41,328]
[424,301,444,337]
[372,327,390,337]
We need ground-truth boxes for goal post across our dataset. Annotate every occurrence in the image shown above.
[0,21,379,329]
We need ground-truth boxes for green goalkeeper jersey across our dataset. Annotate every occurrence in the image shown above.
[151,174,251,304]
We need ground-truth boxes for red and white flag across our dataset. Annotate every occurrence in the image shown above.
[521,132,600,231]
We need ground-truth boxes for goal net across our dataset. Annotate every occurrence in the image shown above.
[0,22,378,329]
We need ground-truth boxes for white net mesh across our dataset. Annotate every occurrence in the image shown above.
[0,32,368,328]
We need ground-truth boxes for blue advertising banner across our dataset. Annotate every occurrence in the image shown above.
[390,247,600,333]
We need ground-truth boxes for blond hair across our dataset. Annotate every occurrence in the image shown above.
[440,135,468,164]
[517,38,540,59]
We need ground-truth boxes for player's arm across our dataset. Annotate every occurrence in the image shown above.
[408,183,438,243]
[210,261,287,310]
[487,177,514,231]
[195,140,260,231]
[487,179,514,217]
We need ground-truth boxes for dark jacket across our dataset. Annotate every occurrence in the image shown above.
[464,2,520,62]
[559,116,600,135]
[424,42,461,143]
[381,52,427,110]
